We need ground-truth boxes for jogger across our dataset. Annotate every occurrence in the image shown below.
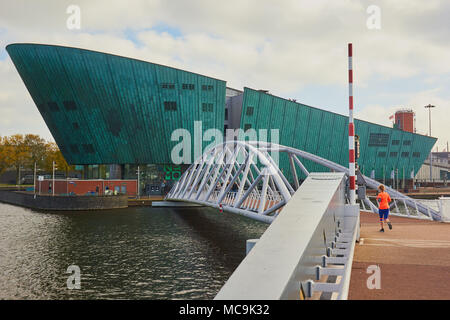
[376,184,393,232]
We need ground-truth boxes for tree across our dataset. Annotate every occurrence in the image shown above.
[0,134,73,184]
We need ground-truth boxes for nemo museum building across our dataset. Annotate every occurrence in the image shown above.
[6,43,436,194]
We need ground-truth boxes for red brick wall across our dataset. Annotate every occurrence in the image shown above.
[35,179,137,196]
[395,112,414,133]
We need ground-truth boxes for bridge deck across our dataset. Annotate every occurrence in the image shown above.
[348,211,450,300]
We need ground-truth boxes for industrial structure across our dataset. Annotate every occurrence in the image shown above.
[394,109,415,133]
[6,43,437,194]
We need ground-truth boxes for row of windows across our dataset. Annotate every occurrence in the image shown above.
[164,101,216,112]
[160,83,214,91]
[43,100,77,112]
[201,85,214,91]
[368,133,390,147]
[377,151,421,158]
[164,101,177,111]
[68,144,95,154]
[202,103,214,112]
[392,139,412,146]
[182,83,195,90]
[161,83,175,89]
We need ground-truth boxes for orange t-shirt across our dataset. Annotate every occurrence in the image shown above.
[376,192,391,210]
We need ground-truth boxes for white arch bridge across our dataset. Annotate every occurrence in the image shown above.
[166,141,442,223]
[165,141,443,299]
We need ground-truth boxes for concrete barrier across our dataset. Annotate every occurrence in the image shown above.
[439,197,450,222]
[0,190,128,211]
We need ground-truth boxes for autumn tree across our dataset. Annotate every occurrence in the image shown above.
[0,134,73,184]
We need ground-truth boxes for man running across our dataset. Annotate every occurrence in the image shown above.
[376,184,393,232]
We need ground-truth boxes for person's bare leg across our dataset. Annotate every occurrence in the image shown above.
[386,217,392,230]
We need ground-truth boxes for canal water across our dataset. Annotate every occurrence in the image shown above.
[0,203,268,299]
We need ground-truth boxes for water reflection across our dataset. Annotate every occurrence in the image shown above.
[0,203,267,299]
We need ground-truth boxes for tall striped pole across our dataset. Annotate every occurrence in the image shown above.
[348,43,356,204]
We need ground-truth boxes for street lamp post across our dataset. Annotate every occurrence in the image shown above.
[52,161,56,197]
[425,104,436,183]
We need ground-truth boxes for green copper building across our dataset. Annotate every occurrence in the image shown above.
[6,43,436,192]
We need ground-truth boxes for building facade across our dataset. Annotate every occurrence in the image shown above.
[6,43,437,192]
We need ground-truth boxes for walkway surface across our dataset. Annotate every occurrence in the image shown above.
[348,211,450,300]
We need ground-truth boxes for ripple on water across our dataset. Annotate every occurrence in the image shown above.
[0,203,268,299]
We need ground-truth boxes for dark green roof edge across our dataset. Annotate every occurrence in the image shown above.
[6,42,227,84]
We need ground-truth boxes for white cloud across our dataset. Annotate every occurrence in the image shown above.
[0,0,449,148]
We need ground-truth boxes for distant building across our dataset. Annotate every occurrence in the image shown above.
[394,109,415,133]
[416,152,450,182]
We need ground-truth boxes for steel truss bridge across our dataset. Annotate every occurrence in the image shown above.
[165,141,443,300]
[166,141,442,223]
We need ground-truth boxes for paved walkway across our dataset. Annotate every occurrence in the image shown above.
[348,211,450,300]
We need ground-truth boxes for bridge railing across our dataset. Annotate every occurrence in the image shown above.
[360,196,440,220]
[214,172,360,300]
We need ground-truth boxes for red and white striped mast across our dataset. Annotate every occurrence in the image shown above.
[348,43,356,204]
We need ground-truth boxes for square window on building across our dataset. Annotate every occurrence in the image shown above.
[401,152,409,158]
[201,85,207,91]
[63,100,77,111]
[378,151,386,157]
[246,106,254,116]
[48,101,60,112]
[390,152,398,157]
[164,101,177,111]
[70,144,79,154]
[391,140,400,145]
[413,152,420,158]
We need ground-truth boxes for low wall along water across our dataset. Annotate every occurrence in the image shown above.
[0,190,128,211]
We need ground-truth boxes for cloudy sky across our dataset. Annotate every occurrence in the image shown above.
[0,0,449,151]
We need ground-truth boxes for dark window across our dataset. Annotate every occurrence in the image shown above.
[246,106,254,116]
[403,140,412,145]
[72,122,79,129]
[201,84,213,91]
[38,103,46,112]
[225,108,228,120]
[368,133,390,147]
[182,83,195,90]
[48,101,59,112]
[401,152,409,158]
[378,152,386,157]
[164,101,177,111]
[69,144,79,154]
[161,83,175,89]
[202,103,213,112]
[390,152,398,157]
[391,139,400,145]
[63,100,77,111]
[244,124,252,131]
[224,125,228,131]
[82,144,95,154]
[413,152,420,158]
